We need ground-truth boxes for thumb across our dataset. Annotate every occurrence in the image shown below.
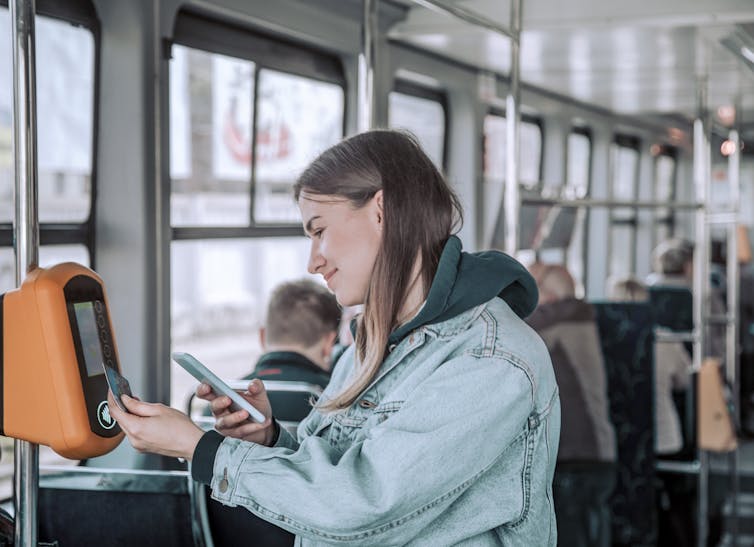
[247,379,266,395]
[120,394,162,417]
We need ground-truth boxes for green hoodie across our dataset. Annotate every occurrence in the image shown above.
[388,235,539,345]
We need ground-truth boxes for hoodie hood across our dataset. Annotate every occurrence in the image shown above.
[388,236,538,344]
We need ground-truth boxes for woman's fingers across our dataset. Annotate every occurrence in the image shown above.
[209,395,233,417]
[247,379,264,395]
[214,408,250,430]
[120,394,163,417]
[107,392,128,424]
[196,382,217,401]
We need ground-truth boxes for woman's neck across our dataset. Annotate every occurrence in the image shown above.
[396,253,426,326]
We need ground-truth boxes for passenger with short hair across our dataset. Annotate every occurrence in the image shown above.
[247,279,341,392]
[110,129,560,546]
[204,279,341,547]
[646,237,696,287]
[526,263,616,547]
[646,237,725,359]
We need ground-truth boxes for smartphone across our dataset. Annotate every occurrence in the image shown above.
[103,361,133,413]
[171,351,266,423]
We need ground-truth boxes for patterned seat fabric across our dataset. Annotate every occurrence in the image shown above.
[593,302,657,547]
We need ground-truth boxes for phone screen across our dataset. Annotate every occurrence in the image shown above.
[104,362,133,412]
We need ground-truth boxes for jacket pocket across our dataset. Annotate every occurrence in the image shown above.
[328,400,405,449]
[372,400,404,424]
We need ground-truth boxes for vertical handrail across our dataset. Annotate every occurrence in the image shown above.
[358,0,378,132]
[692,82,710,547]
[10,0,40,545]
[503,0,522,256]
[726,127,741,545]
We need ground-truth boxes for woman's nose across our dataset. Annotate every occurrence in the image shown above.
[307,245,325,274]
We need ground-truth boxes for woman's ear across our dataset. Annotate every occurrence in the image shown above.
[373,190,384,225]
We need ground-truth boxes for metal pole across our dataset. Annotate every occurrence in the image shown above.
[409,0,515,39]
[726,128,741,402]
[10,0,40,545]
[692,80,710,547]
[726,127,741,545]
[503,0,521,256]
[358,0,377,132]
[520,197,704,210]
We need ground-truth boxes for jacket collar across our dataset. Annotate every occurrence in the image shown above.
[256,351,325,375]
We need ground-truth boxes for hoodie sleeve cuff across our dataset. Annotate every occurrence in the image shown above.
[191,430,224,485]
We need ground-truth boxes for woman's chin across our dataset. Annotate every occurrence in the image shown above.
[335,292,362,308]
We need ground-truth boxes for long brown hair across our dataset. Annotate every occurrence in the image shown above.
[294,130,462,411]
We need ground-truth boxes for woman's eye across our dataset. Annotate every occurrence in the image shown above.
[313,229,324,238]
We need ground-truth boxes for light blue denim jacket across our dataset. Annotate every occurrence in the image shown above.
[195,238,560,546]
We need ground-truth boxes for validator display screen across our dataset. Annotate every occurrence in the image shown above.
[73,301,105,377]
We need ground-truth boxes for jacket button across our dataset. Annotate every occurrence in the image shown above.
[388,343,397,352]
[219,467,229,493]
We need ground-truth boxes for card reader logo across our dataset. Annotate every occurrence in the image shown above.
[97,400,117,430]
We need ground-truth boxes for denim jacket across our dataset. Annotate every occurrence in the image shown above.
[193,238,560,546]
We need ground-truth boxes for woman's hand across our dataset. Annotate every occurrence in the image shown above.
[195,379,276,446]
[108,392,205,460]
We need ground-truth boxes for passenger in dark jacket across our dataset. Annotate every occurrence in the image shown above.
[527,263,616,547]
[205,279,341,547]
[244,279,341,422]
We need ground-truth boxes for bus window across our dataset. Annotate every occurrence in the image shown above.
[482,113,505,246]
[0,12,94,224]
[482,112,542,189]
[566,129,591,199]
[566,128,591,293]
[389,82,446,170]
[170,45,255,227]
[483,111,544,251]
[169,12,346,406]
[653,148,677,247]
[608,136,641,278]
[255,69,344,223]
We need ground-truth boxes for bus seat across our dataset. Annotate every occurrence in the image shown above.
[592,301,657,546]
[38,467,198,547]
[262,380,322,435]
[648,286,693,333]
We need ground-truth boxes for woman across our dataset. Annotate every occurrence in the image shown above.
[110,130,560,546]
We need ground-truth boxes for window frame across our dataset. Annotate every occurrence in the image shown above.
[0,0,101,267]
[652,144,678,248]
[608,133,642,276]
[565,125,592,295]
[565,125,592,197]
[485,108,544,189]
[169,8,347,241]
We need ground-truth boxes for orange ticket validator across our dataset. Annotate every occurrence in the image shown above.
[1,263,124,459]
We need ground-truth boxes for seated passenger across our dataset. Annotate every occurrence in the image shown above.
[244,279,340,422]
[609,277,691,456]
[526,263,616,547]
[646,237,724,359]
